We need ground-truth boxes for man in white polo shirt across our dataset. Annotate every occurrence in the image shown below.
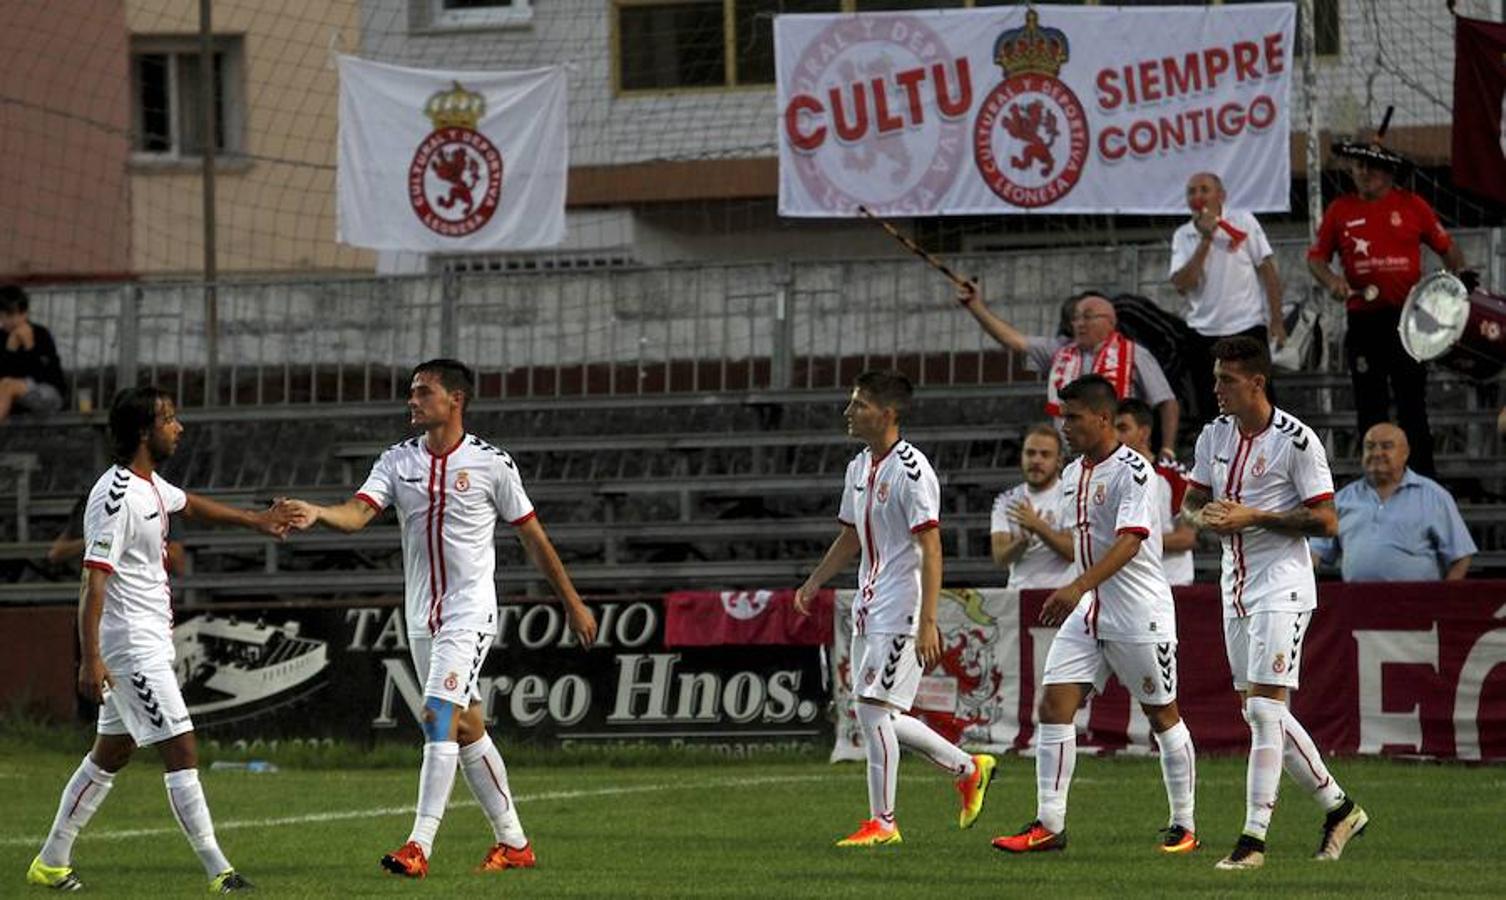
[1171,172,1286,425]
[795,370,996,847]
[285,358,598,879]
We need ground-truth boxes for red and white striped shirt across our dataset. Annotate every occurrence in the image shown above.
[1059,444,1175,643]
[357,433,534,637]
[1188,409,1334,618]
[837,440,940,637]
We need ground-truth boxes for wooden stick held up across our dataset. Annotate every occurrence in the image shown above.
[856,206,973,290]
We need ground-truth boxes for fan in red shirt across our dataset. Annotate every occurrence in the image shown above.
[1306,140,1470,478]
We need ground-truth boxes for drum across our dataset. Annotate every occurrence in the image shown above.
[1399,271,1506,379]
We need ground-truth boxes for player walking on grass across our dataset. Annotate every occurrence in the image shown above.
[283,359,597,878]
[992,374,1200,857]
[27,386,295,894]
[1182,336,1368,870]
[795,370,996,848]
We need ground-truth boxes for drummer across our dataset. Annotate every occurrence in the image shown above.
[1306,139,1469,478]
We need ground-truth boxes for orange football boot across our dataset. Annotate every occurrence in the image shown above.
[476,841,536,873]
[992,820,1067,853]
[835,818,902,847]
[380,840,429,878]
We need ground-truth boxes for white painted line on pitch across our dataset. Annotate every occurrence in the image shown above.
[0,773,832,848]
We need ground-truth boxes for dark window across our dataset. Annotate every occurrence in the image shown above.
[134,54,171,153]
[1226,0,1336,56]
[620,2,728,90]
[176,52,228,155]
[131,38,241,157]
[853,0,965,9]
[733,0,841,86]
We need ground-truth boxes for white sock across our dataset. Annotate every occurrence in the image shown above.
[1244,698,1285,840]
[1153,720,1197,832]
[1035,723,1076,834]
[459,734,527,846]
[1281,709,1347,812]
[39,756,116,867]
[408,741,459,857]
[856,703,898,827]
[891,714,975,779]
[163,768,231,878]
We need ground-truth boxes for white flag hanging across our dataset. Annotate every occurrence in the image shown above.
[337,56,568,252]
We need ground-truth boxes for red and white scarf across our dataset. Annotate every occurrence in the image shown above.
[1044,332,1136,416]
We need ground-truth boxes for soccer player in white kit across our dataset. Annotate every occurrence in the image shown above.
[1181,336,1368,870]
[284,359,597,878]
[990,424,1075,591]
[795,371,996,847]
[992,375,1199,856]
[27,387,294,893]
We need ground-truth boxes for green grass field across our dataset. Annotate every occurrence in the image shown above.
[3,735,1504,898]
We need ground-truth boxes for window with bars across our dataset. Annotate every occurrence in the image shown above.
[130,37,244,159]
[613,0,1302,94]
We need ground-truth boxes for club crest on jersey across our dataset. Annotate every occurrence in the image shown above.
[1389,210,1402,227]
[1272,652,1287,674]
[1142,676,1155,696]
[1093,482,1107,505]
[455,470,471,492]
[877,481,891,503]
[444,672,459,691]
[1252,454,1268,478]
[864,667,876,686]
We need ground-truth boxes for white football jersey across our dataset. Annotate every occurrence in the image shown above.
[357,433,535,637]
[837,440,941,637]
[1189,409,1334,617]
[82,465,187,657]
[990,480,1075,590]
[1059,444,1176,643]
[1155,469,1195,586]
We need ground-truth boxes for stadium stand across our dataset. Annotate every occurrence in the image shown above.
[1,356,1500,603]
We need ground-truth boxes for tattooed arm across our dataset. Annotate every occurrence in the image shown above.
[1201,498,1337,538]
[1180,486,1211,529]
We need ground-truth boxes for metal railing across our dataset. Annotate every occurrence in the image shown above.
[30,229,1504,408]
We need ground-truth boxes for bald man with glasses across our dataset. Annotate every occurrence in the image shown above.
[958,284,1182,463]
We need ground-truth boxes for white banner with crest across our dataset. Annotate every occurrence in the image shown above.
[776,4,1293,216]
[337,56,568,251]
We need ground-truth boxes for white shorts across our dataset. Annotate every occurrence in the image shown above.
[96,656,193,747]
[1224,610,1310,691]
[411,630,494,706]
[850,631,921,712]
[1042,607,1178,706]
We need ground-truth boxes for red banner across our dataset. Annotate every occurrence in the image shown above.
[1453,16,1506,206]
[1017,582,1506,759]
[664,589,834,647]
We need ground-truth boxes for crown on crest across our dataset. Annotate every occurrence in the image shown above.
[423,81,485,130]
[993,9,1070,79]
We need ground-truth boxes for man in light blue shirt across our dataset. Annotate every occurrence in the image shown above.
[1311,423,1475,581]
